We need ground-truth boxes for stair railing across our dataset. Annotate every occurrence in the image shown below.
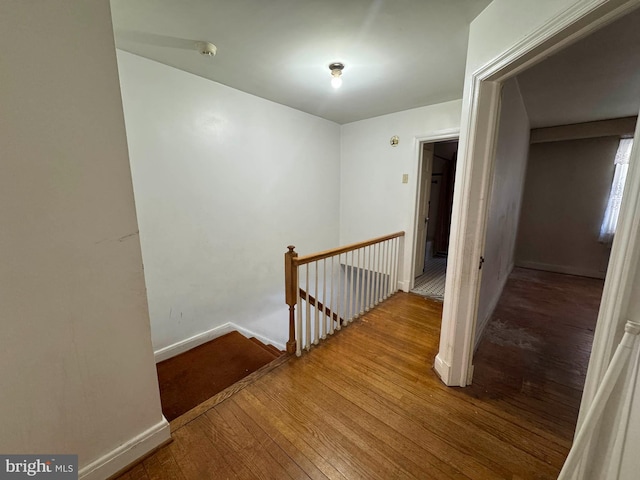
[284,231,405,356]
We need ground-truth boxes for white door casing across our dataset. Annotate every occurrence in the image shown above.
[409,131,459,292]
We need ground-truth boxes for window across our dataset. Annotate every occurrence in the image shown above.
[599,137,634,243]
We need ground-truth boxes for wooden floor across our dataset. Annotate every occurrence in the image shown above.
[117,269,602,479]
[469,268,603,444]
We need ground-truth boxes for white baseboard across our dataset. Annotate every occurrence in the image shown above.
[398,280,410,292]
[79,418,170,480]
[434,354,453,386]
[154,322,286,363]
[154,323,234,363]
[515,261,605,280]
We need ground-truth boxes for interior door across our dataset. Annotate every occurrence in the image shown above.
[434,151,457,256]
[414,143,434,277]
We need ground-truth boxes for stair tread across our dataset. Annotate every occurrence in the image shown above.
[157,330,280,421]
[249,337,283,357]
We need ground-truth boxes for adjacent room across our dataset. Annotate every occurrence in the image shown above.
[412,140,458,301]
[470,5,640,445]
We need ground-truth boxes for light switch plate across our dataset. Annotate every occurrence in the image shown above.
[402,174,409,183]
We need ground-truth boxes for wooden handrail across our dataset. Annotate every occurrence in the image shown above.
[285,231,405,356]
[294,231,405,266]
[299,288,343,325]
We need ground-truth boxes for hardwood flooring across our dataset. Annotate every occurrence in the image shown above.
[469,268,603,443]
[116,268,601,479]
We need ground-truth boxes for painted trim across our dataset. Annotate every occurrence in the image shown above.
[480,1,639,84]
[154,322,285,363]
[434,353,452,385]
[436,79,502,387]
[79,418,170,480]
[407,129,459,291]
[515,261,606,280]
[154,323,235,362]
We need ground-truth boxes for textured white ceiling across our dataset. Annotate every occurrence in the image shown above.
[517,7,640,129]
[110,0,491,124]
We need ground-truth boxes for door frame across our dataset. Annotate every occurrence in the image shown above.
[435,0,640,450]
[410,131,459,290]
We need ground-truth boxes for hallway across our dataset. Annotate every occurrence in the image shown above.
[115,273,601,479]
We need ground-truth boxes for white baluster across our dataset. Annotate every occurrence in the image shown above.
[330,255,335,335]
[373,243,380,305]
[384,240,391,298]
[354,248,361,319]
[305,264,311,350]
[380,241,387,300]
[348,250,355,323]
[314,261,319,345]
[342,252,348,327]
[390,238,396,294]
[322,258,327,339]
[364,245,371,312]
[296,268,302,357]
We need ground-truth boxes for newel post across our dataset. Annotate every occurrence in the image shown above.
[284,245,298,354]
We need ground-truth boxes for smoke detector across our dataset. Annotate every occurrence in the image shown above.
[196,41,217,57]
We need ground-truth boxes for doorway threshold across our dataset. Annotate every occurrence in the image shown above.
[412,256,447,301]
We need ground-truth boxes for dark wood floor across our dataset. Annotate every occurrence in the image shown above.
[117,268,602,480]
[469,267,603,444]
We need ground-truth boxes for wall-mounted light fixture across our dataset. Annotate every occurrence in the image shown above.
[329,63,344,89]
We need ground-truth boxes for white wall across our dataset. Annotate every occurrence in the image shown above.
[339,101,462,290]
[116,51,341,355]
[515,136,618,279]
[475,78,530,345]
[0,2,168,478]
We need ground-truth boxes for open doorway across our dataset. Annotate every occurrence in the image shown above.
[436,1,640,391]
[412,140,458,301]
[465,5,639,459]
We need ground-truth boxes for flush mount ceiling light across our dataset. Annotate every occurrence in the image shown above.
[329,63,344,89]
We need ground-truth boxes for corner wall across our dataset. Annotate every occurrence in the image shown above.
[475,78,530,345]
[116,51,341,355]
[339,101,462,290]
[515,136,618,279]
[0,1,168,478]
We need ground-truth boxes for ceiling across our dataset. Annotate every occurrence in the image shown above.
[109,0,492,125]
[516,6,640,129]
